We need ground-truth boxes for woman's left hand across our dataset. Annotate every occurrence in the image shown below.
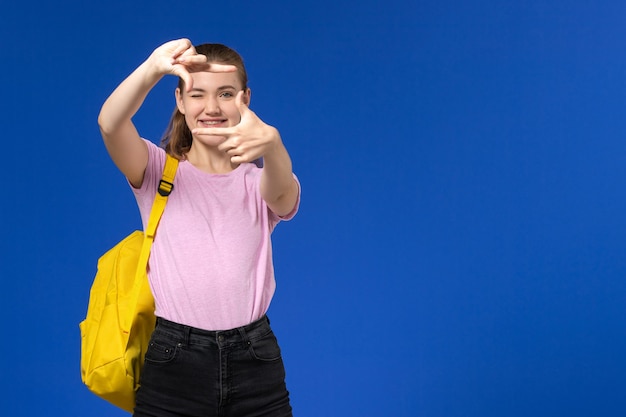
[191,91,281,164]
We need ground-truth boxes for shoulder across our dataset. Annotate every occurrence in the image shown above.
[131,139,167,194]
[141,139,168,173]
[143,139,166,159]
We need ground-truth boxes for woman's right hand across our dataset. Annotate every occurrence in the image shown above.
[148,39,237,91]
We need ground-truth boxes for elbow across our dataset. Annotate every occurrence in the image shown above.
[97,111,128,140]
[266,179,299,217]
[97,112,112,137]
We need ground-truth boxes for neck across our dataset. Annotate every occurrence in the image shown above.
[186,143,239,174]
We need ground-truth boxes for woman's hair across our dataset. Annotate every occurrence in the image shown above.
[161,43,248,159]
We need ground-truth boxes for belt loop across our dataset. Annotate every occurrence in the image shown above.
[237,325,250,348]
[184,324,191,346]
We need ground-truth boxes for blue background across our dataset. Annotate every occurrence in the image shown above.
[2,1,625,416]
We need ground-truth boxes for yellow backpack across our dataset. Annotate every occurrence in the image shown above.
[79,154,178,413]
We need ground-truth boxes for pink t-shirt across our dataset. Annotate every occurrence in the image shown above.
[132,140,299,331]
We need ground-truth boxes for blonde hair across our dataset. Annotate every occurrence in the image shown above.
[161,43,248,159]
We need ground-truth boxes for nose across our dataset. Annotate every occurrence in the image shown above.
[204,96,220,115]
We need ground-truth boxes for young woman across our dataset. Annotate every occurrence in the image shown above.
[98,38,300,417]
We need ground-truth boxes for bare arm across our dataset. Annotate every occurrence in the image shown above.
[98,38,235,187]
[258,132,300,217]
[97,58,159,187]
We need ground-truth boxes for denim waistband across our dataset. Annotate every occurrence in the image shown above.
[154,315,272,348]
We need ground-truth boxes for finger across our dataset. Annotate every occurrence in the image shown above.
[171,39,194,59]
[235,90,250,116]
[218,138,237,153]
[235,90,244,108]
[192,127,234,136]
[207,63,238,73]
[230,155,246,165]
[172,66,194,91]
[177,45,204,64]
[181,54,208,64]
[175,54,209,70]
[178,61,236,75]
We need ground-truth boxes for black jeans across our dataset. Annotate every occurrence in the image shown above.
[133,316,293,417]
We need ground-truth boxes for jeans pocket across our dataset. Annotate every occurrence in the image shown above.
[248,330,282,362]
[145,338,180,364]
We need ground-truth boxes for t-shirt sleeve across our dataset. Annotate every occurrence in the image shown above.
[129,139,166,227]
[269,173,301,223]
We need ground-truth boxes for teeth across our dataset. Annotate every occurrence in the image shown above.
[202,121,221,125]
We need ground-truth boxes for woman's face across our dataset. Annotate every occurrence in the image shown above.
[175,69,250,146]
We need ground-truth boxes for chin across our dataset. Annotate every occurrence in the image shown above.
[194,134,227,147]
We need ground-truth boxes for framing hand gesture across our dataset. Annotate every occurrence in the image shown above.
[150,39,237,90]
[192,91,282,165]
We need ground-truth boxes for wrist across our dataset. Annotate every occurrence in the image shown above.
[139,56,166,86]
[264,126,282,155]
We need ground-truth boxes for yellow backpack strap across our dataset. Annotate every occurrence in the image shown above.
[146,154,178,239]
[134,153,179,283]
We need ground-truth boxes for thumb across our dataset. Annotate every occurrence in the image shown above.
[180,70,194,92]
[236,90,250,114]
[171,65,193,91]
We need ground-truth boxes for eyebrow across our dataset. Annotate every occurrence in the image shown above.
[188,85,238,93]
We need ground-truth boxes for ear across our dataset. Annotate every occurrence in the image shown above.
[175,88,186,114]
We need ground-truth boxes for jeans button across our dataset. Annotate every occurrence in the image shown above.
[218,335,224,342]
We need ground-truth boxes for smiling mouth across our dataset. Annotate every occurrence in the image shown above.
[199,120,226,126]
